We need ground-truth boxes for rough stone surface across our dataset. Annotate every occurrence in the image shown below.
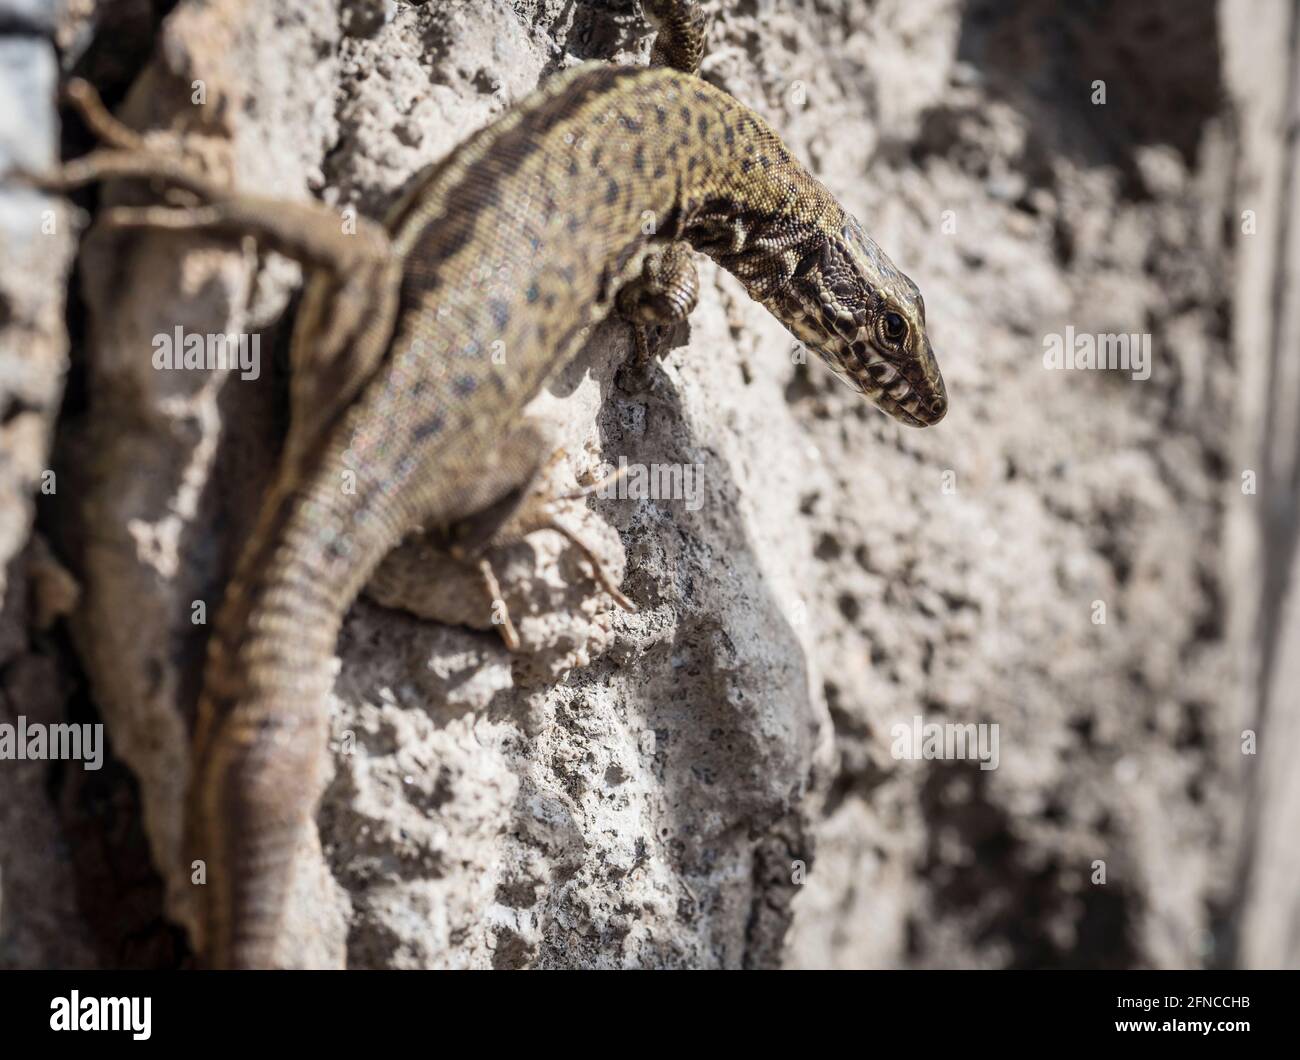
[0,0,92,970]
[0,20,71,603]
[2,0,1294,969]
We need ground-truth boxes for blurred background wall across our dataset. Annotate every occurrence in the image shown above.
[1223,0,1300,970]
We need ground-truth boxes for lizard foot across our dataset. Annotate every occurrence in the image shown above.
[460,465,638,651]
[513,453,639,616]
[460,507,635,654]
[11,78,224,203]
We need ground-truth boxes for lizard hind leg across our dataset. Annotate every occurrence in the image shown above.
[417,430,638,648]
[25,79,383,271]
[35,78,401,470]
[377,423,554,650]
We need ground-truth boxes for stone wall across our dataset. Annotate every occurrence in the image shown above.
[0,0,1292,968]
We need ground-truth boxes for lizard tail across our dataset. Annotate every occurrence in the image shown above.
[186,462,406,968]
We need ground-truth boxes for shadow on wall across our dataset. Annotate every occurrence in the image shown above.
[951,0,1222,190]
[916,764,1140,969]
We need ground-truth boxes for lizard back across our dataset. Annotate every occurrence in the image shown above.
[189,60,946,967]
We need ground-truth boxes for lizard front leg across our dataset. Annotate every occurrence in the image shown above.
[615,1,710,362]
[616,242,701,364]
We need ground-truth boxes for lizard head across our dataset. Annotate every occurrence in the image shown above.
[769,214,947,427]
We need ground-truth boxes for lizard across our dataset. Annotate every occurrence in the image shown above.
[33,0,947,968]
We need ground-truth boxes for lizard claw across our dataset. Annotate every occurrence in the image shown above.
[538,515,638,613]
[476,556,521,651]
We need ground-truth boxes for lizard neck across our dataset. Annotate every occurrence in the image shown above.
[326,64,848,490]
[391,62,845,299]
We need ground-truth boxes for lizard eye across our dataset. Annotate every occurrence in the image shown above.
[881,311,907,343]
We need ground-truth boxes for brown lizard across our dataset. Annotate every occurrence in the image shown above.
[35,0,946,967]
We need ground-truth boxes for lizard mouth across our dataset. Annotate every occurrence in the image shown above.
[837,350,948,427]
